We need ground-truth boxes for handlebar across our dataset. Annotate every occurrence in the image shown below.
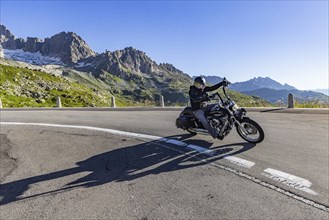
[222,86,231,100]
[208,78,232,103]
[222,77,231,87]
[221,77,231,100]
[209,87,231,104]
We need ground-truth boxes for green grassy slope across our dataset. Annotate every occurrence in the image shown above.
[0,64,273,108]
[0,64,111,107]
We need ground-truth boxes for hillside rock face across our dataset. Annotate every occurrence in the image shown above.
[41,32,95,63]
[0,25,95,64]
[0,24,26,49]
[24,37,43,53]
[79,47,191,84]
[0,24,15,43]
[1,38,25,50]
[76,47,193,103]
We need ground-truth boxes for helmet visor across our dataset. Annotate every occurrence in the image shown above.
[195,81,205,89]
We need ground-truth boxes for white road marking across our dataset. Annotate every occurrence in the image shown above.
[1,122,327,211]
[223,156,255,168]
[1,122,257,168]
[262,168,318,195]
[0,122,215,156]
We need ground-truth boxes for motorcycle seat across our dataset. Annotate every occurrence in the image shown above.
[184,107,193,114]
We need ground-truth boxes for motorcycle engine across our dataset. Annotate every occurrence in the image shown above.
[211,117,227,129]
[210,115,230,136]
[210,118,220,127]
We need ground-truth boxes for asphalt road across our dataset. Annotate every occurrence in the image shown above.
[0,109,328,219]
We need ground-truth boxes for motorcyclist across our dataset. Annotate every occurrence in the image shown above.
[189,76,229,139]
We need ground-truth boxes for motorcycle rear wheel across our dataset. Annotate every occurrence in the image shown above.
[236,118,264,143]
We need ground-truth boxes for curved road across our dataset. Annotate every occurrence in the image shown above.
[0,109,328,219]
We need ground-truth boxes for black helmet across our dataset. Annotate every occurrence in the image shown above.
[194,76,206,89]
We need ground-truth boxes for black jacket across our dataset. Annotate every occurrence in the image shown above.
[189,82,224,111]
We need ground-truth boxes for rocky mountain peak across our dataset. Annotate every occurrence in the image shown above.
[0,25,96,64]
[115,47,149,60]
[108,47,157,74]
[0,24,15,43]
[41,31,96,64]
[0,24,25,50]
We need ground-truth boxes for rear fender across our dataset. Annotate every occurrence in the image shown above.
[179,107,194,117]
[176,115,196,129]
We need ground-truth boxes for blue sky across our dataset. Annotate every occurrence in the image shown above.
[1,0,328,90]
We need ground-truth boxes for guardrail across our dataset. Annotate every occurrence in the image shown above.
[56,95,165,108]
[1,94,328,114]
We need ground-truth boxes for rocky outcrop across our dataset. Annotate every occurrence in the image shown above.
[111,47,158,74]
[41,32,95,63]
[24,37,43,53]
[79,47,159,78]
[1,25,95,64]
[1,38,25,50]
[0,24,15,43]
[78,47,191,81]
[76,47,193,101]
[0,24,25,49]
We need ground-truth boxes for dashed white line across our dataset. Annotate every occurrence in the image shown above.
[1,122,257,167]
[223,156,255,169]
[1,122,326,212]
[262,168,318,195]
[1,122,216,156]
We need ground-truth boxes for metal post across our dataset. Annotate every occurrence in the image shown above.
[288,93,294,108]
[160,95,164,107]
[0,98,3,108]
[111,96,116,108]
[56,96,62,108]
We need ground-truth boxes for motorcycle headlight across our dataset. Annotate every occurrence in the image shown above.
[232,103,239,111]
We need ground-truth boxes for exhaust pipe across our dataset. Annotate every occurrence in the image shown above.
[192,128,209,135]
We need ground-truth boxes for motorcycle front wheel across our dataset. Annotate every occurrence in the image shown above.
[236,118,264,143]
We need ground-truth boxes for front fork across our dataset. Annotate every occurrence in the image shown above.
[233,110,250,132]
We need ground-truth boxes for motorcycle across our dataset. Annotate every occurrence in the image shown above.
[176,80,265,143]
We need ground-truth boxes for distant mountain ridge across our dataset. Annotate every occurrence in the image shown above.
[314,89,329,96]
[230,77,328,104]
[229,77,296,92]
[191,75,327,104]
[243,88,328,104]
[193,75,296,91]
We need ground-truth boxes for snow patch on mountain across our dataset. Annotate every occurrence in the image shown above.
[75,61,94,68]
[3,49,63,65]
[0,46,3,58]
